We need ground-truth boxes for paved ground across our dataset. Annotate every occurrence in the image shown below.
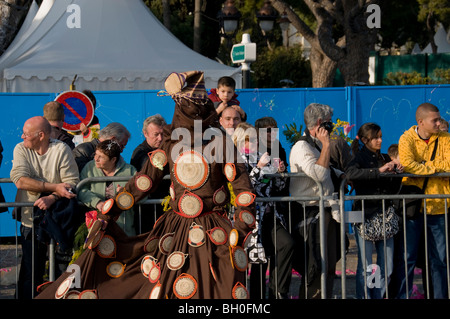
[0,234,424,299]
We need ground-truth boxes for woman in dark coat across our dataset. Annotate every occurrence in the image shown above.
[346,122,402,299]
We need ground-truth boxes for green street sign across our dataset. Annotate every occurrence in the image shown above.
[231,44,246,63]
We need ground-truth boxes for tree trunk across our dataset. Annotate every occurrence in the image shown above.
[0,0,30,55]
[162,0,171,30]
[193,0,201,52]
[309,46,337,87]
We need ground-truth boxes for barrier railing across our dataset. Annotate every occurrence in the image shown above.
[338,172,450,299]
[1,172,450,299]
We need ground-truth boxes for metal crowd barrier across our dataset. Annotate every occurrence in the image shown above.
[338,172,450,299]
[2,172,450,299]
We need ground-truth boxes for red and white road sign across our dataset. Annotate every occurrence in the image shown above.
[55,91,94,132]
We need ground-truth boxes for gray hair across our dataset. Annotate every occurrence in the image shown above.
[99,122,131,140]
[143,114,166,133]
[303,103,334,129]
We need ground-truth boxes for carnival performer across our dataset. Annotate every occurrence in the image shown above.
[35,71,256,299]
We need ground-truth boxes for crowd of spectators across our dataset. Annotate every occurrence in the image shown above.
[3,78,450,300]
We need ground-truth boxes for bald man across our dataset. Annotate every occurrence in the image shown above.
[10,116,79,299]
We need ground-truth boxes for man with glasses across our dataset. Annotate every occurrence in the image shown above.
[10,116,79,299]
[72,122,130,172]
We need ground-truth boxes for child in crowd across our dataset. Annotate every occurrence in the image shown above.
[209,76,247,121]
[387,144,404,173]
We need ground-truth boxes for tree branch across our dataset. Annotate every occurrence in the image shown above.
[270,0,318,47]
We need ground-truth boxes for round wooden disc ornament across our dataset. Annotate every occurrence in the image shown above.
[188,223,205,247]
[83,219,103,249]
[96,235,116,258]
[178,191,203,218]
[135,174,152,192]
[144,236,159,254]
[159,232,175,255]
[169,183,176,200]
[235,191,256,206]
[207,227,228,245]
[232,282,249,299]
[229,229,239,247]
[167,251,188,271]
[231,246,248,272]
[224,163,236,182]
[239,210,256,228]
[173,273,197,299]
[243,231,253,249]
[148,263,161,283]
[88,229,104,250]
[149,150,168,170]
[79,289,98,299]
[174,150,209,190]
[149,281,162,299]
[55,275,74,299]
[141,255,157,278]
[115,191,134,210]
[37,281,53,293]
[213,186,227,205]
[64,290,80,299]
[209,262,218,282]
[102,198,114,214]
[106,261,126,278]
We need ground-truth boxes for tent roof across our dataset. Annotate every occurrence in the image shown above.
[0,0,241,92]
[422,23,450,54]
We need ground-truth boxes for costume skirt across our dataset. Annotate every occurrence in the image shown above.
[35,209,248,299]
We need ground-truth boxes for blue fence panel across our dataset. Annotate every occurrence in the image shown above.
[0,84,449,236]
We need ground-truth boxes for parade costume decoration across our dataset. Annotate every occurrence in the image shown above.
[36,71,256,299]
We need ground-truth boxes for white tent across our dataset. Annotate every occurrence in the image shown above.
[422,23,450,54]
[0,0,241,92]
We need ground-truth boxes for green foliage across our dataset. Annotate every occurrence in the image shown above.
[418,0,450,29]
[282,119,355,147]
[283,122,303,146]
[251,45,312,88]
[384,68,450,85]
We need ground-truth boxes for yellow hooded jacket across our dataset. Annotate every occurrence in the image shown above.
[398,125,450,215]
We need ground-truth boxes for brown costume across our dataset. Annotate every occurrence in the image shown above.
[36,71,256,299]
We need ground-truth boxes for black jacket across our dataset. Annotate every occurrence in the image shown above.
[72,139,100,172]
[345,146,402,216]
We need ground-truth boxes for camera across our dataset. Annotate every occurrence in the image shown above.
[319,121,334,134]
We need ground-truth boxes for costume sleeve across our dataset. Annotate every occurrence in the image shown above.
[225,147,257,245]
[124,149,168,203]
[99,149,167,222]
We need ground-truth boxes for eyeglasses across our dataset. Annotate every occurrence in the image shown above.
[22,131,42,138]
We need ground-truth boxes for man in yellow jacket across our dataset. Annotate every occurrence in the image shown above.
[397,102,450,299]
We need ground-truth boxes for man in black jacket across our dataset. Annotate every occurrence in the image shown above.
[130,114,169,233]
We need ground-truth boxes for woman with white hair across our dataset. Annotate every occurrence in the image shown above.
[232,122,294,299]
